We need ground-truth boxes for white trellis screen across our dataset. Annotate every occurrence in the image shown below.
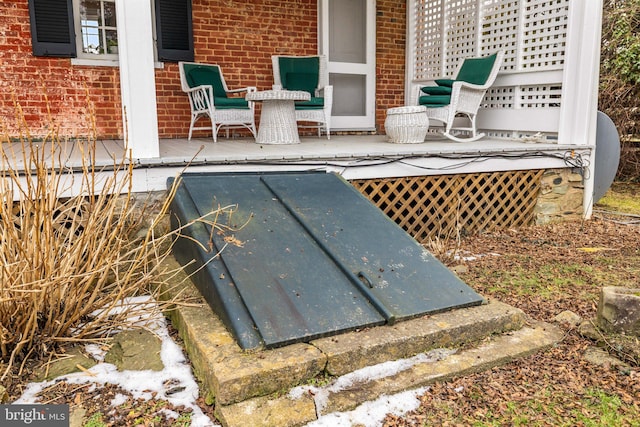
[407,0,573,140]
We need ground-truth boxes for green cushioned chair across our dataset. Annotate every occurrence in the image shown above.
[272,55,333,139]
[416,51,504,142]
[178,62,257,142]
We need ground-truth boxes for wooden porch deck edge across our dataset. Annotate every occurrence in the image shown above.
[2,134,592,195]
[149,135,587,167]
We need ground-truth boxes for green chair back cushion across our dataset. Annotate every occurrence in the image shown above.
[286,72,319,95]
[184,64,228,98]
[278,57,320,95]
[421,86,452,95]
[455,53,497,86]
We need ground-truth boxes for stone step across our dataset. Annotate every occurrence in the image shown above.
[216,321,562,427]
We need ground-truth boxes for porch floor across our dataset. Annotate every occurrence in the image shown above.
[124,134,576,168]
[6,133,588,194]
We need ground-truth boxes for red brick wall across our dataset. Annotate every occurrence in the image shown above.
[0,0,406,140]
[0,2,122,139]
[376,0,407,132]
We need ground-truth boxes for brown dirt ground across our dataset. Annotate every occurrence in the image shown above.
[384,214,640,426]
[6,213,640,426]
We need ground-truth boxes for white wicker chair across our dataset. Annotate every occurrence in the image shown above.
[178,62,257,142]
[271,55,333,139]
[416,51,504,142]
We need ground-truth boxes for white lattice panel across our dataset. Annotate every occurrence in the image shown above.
[408,0,579,138]
[521,0,570,70]
[484,130,558,141]
[414,0,444,80]
[479,0,520,71]
[519,84,562,107]
[411,0,570,77]
[483,87,515,109]
[443,0,478,74]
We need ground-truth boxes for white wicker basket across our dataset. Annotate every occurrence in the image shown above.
[385,106,429,144]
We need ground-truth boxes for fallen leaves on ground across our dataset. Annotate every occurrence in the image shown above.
[385,216,640,426]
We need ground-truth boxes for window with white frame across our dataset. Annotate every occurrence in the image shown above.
[75,0,118,58]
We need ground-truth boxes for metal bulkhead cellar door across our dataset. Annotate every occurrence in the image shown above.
[169,172,484,350]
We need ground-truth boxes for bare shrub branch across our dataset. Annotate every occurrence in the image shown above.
[0,92,234,380]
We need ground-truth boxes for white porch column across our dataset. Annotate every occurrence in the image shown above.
[558,0,603,218]
[115,0,160,158]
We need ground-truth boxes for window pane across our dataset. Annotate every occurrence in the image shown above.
[81,24,101,54]
[106,30,118,53]
[103,2,117,27]
[329,73,366,116]
[80,1,101,22]
[329,0,366,64]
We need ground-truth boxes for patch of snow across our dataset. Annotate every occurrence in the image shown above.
[84,343,106,362]
[14,297,219,427]
[14,297,461,427]
[110,393,128,407]
[291,348,455,419]
[305,387,428,427]
[159,408,181,421]
[453,251,501,262]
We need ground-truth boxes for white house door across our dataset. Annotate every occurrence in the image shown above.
[320,0,376,131]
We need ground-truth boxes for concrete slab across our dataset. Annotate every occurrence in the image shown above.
[217,322,562,426]
[317,321,562,416]
[312,300,524,376]
[216,393,317,427]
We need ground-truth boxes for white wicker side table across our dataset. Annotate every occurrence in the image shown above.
[246,90,311,144]
[385,105,429,144]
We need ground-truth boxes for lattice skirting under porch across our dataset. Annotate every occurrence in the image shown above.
[350,169,545,243]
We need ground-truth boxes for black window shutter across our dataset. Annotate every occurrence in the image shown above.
[155,0,194,62]
[28,0,76,57]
